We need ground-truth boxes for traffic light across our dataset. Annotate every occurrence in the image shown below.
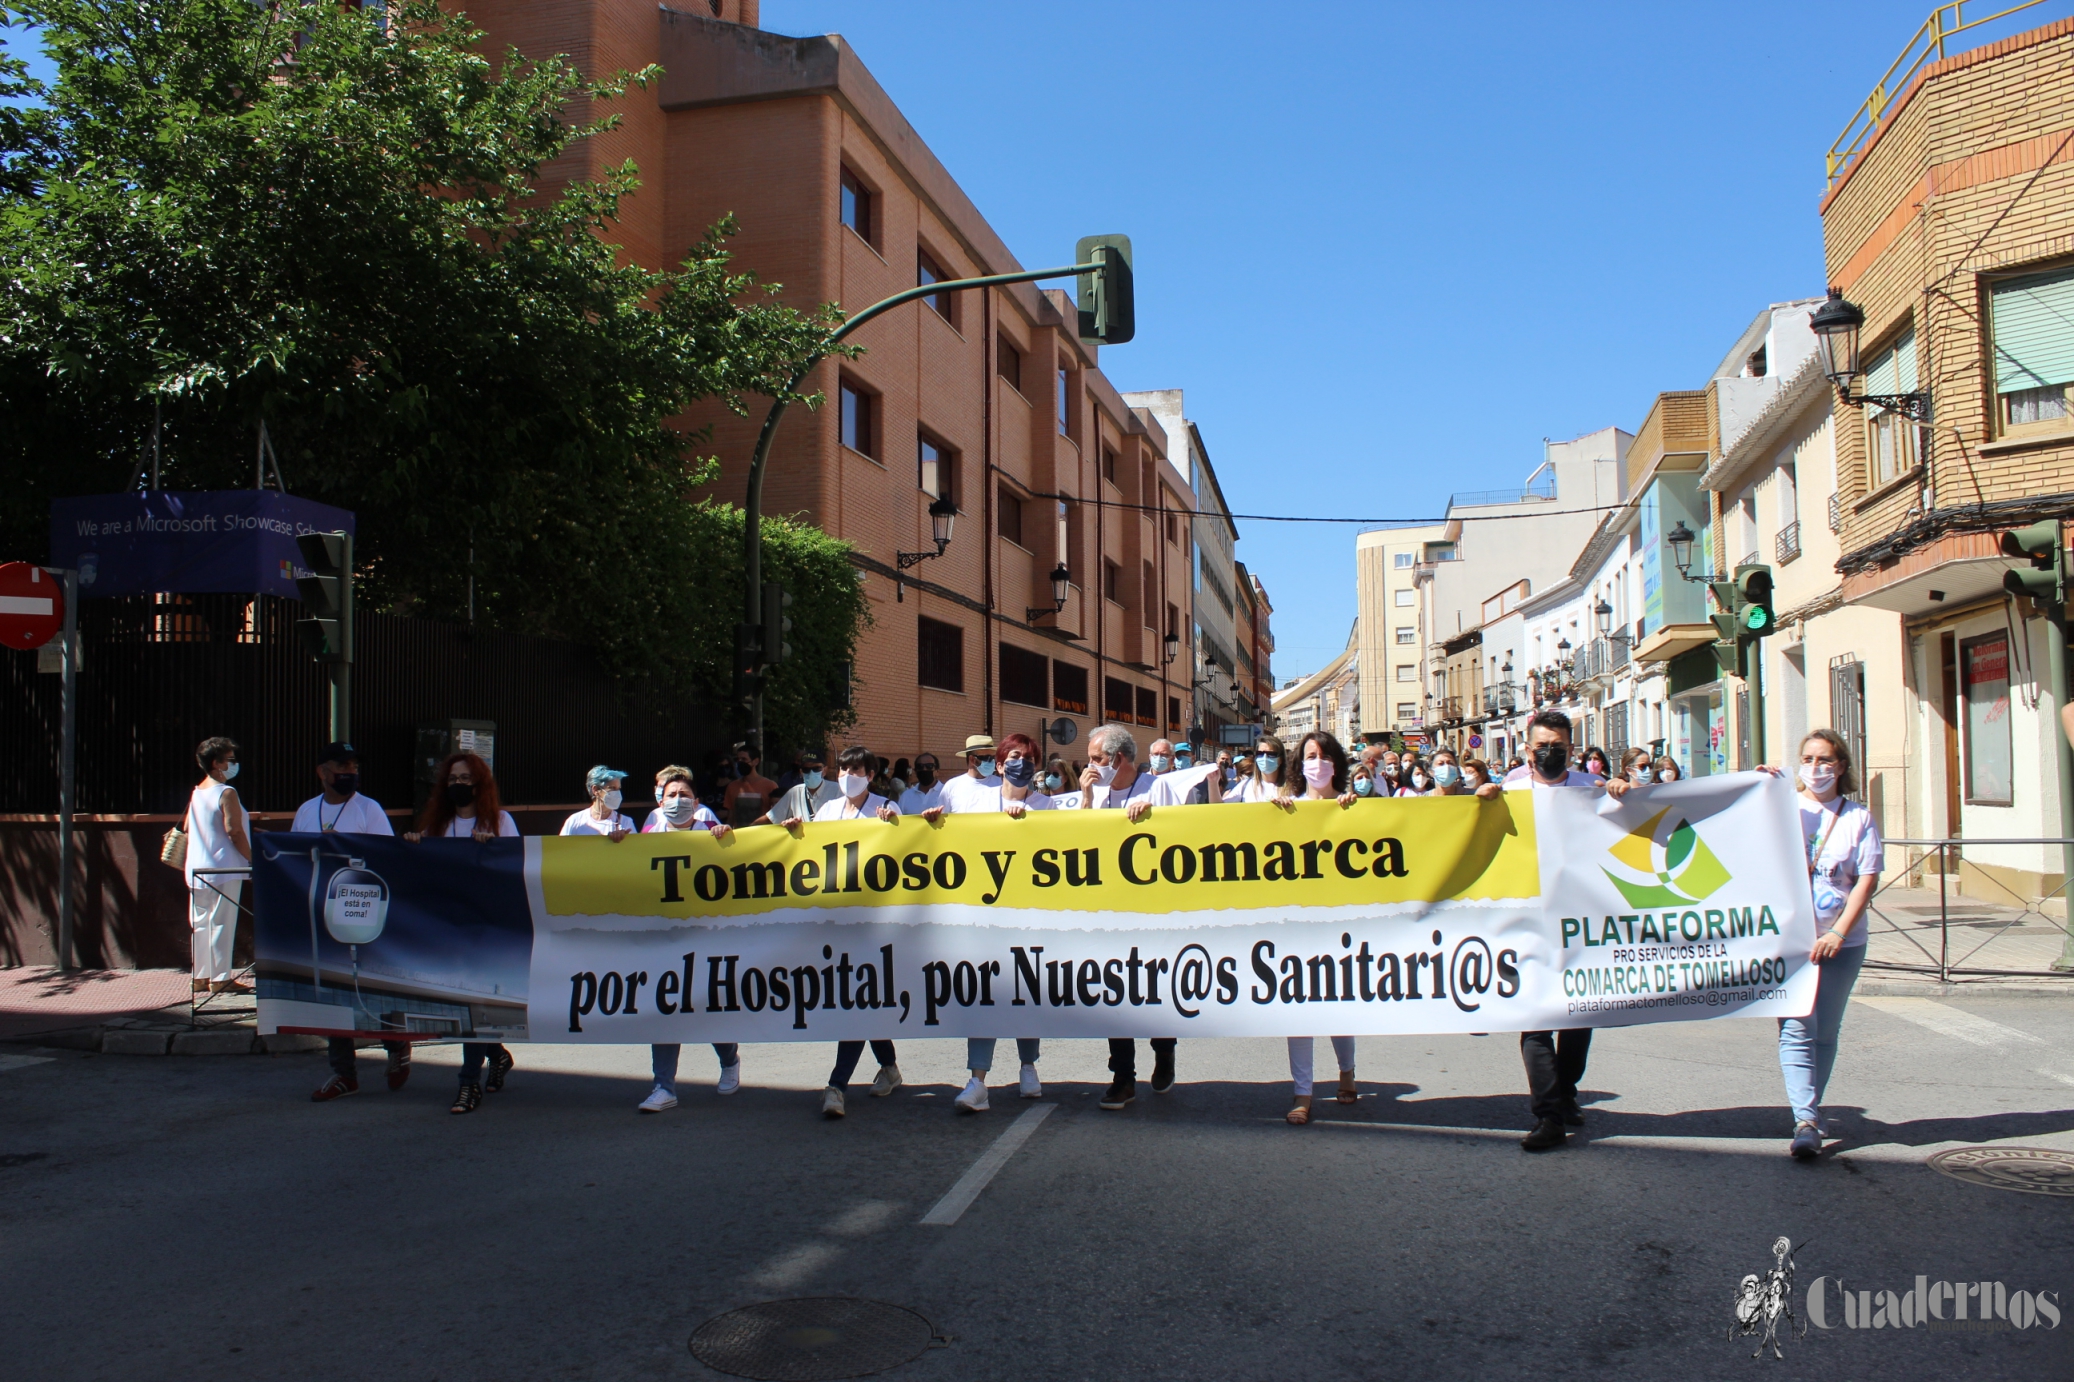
[1734,564,1776,639]
[1075,235,1134,346]
[734,622,762,705]
[294,530,352,664]
[761,582,794,667]
[1707,578,1743,676]
[2001,520,2065,607]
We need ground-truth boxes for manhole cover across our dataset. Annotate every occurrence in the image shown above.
[1928,1145,2074,1196]
[689,1298,941,1381]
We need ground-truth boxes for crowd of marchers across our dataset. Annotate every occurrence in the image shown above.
[177,711,1876,1161]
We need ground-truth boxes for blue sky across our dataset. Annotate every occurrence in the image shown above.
[8,2,2067,680]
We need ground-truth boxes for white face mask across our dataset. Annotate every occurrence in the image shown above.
[1412,773,1430,790]
[601,789,623,810]
[1091,760,1118,787]
[1657,769,1677,783]
[839,772,870,799]
[660,795,696,825]
[1799,763,1839,794]
[1629,767,1649,784]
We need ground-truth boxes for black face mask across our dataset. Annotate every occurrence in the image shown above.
[1002,757,1036,788]
[734,760,752,778]
[1532,743,1570,779]
[916,766,937,787]
[445,781,476,808]
[330,772,359,798]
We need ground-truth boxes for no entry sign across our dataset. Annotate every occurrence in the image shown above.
[0,562,65,650]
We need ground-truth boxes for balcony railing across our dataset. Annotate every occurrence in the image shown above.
[1738,550,1761,572]
[1776,520,1802,565]
[1829,492,1842,534]
[1448,472,1557,509]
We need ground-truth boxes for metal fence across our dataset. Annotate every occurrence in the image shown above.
[1864,837,2074,981]
[1,593,723,815]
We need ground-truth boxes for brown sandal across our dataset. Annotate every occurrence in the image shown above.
[1337,1072,1359,1104]
[1286,1096,1313,1125]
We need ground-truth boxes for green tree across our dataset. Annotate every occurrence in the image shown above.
[0,0,863,750]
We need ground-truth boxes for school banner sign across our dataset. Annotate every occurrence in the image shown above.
[252,774,1816,1044]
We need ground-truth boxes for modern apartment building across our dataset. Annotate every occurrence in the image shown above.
[462,1,1205,759]
[1821,11,2074,898]
[1354,523,1450,741]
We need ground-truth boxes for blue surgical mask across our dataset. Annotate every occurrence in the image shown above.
[1353,777,1375,796]
[977,759,997,779]
[1003,757,1036,788]
[1150,754,1172,773]
[805,770,824,789]
[1434,764,1460,787]
[1257,755,1279,775]
[1043,773,1063,792]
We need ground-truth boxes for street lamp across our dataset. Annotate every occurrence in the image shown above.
[1028,562,1071,623]
[1163,629,1181,665]
[897,495,959,571]
[1668,520,1696,577]
[1810,286,1931,421]
[1594,599,1634,645]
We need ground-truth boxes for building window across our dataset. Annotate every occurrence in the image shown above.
[1395,665,1415,683]
[1963,632,2012,805]
[1000,642,1049,708]
[839,166,874,246]
[998,484,1025,547]
[1104,676,1135,721]
[917,248,954,323]
[1052,661,1089,715]
[997,336,1023,394]
[1393,551,1415,568]
[1167,601,1181,641]
[1102,446,1118,486]
[1103,559,1122,605]
[1059,499,1081,580]
[1397,702,1417,719]
[917,616,962,692]
[1862,329,1921,488]
[1167,695,1182,728]
[1141,562,1156,623]
[1057,367,1070,437]
[1134,685,1157,727]
[1395,627,1415,644]
[840,378,876,459]
[1164,505,1178,544]
[1992,266,2074,437]
[918,431,957,506]
[1393,589,1414,607]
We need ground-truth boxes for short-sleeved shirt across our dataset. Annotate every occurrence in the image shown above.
[770,779,843,825]
[561,809,637,836]
[642,804,721,833]
[1802,796,1881,942]
[1084,769,1156,810]
[291,793,395,836]
[813,792,894,822]
[441,811,519,838]
[1502,767,1601,790]
[897,780,945,815]
[937,774,1002,815]
[1222,775,1281,804]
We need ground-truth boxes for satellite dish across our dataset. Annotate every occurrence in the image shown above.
[1047,717,1079,746]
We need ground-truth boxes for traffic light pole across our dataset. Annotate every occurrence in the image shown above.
[739,258,1111,751]
[2050,606,2074,970]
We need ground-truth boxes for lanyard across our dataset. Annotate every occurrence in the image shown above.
[1807,803,1842,876]
[319,799,346,832]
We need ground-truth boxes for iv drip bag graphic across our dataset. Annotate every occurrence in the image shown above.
[323,862,390,946]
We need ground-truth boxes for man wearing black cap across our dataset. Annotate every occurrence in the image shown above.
[293,742,411,1102]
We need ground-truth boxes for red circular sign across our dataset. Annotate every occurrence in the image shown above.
[0,562,65,650]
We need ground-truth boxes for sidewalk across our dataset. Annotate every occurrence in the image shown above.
[0,967,307,1054]
[1859,883,2074,995]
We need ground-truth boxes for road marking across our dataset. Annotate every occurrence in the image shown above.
[919,1102,1055,1226]
[1857,996,2074,1087]
[0,1054,54,1073]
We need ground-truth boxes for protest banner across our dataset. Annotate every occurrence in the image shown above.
[253,774,1815,1044]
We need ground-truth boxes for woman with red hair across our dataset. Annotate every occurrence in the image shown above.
[406,751,519,1114]
[944,730,1053,1112]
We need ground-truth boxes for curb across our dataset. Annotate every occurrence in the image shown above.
[1855,980,2074,998]
[6,1028,325,1056]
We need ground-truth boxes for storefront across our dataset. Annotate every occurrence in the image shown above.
[1666,649,1728,777]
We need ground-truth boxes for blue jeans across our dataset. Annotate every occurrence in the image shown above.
[1777,943,1866,1128]
[651,1043,739,1095]
[828,1040,897,1090]
[458,1043,508,1084]
[967,1038,1041,1072]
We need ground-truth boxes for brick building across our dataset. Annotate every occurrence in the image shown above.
[1822,13,2074,897]
[463,0,1200,761]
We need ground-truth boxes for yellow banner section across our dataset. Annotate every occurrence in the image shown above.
[541,797,1539,919]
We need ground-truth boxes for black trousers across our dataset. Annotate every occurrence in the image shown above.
[1520,1029,1592,1122]
[1107,1038,1176,1080]
[326,1037,408,1079]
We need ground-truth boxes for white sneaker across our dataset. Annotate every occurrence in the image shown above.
[954,1076,990,1113]
[869,1063,902,1098]
[821,1086,846,1119]
[717,1064,741,1095]
[1019,1063,1042,1099]
[637,1086,678,1114]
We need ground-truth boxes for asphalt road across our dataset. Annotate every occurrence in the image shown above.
[5,995,2074,1381]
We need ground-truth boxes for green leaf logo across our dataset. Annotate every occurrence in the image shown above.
[1600,808,1732,908]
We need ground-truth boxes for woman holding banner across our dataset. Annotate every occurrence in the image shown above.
[637,767,741,1113]
[1224,735,1287,803]
[816,747,902,1118]
[406,752,519,1115]
[1285,731,1361,1125]
[937,732,1054,1111]
[1779,730,1880,1160]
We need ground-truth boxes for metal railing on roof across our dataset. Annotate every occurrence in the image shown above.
[1448,472,1557,510]
[1826,1,2045,188]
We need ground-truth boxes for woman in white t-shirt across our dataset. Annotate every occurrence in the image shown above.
[631,766,738,1113]
[1778,729,1881,1161]
[561,766,637,838]
[1224,735,1286,803]
[404,751,519,1114]
[1283,731,1363,1125]
[938,732,1053,1113]
[184,736,251,993]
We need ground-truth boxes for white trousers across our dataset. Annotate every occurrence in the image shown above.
[188,885,239,981]
[1287,1036,1358,1096]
